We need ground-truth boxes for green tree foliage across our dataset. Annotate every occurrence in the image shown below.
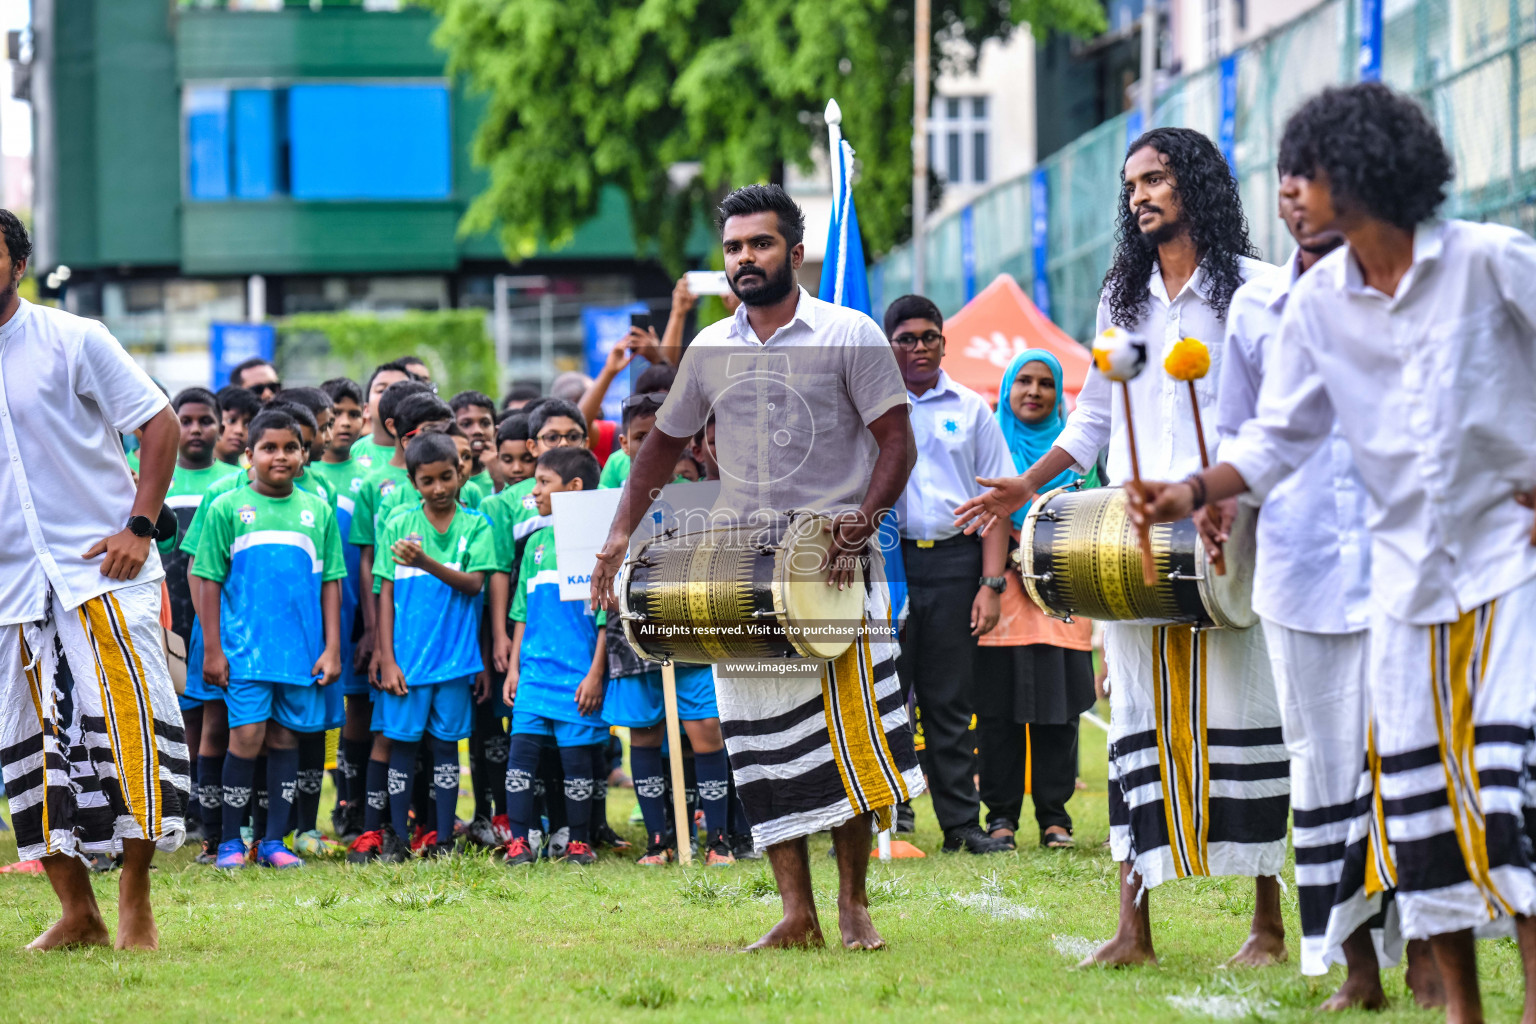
[426,0,1104,268]
[277,310,497,397]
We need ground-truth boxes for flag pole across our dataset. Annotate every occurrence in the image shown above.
[912,0,930,294]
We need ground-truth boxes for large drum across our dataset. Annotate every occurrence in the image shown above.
[618,513,865,664]
[1019,486,1257,629]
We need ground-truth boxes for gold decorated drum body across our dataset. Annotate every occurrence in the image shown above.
[618,514,865,664]
[1019,487,1256,629]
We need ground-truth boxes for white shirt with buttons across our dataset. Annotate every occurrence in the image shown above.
[1056,256,1275,484]
[895,370,1012,542]
[1223,219,1536,626]
[0,299,167,626]
[1217,252,1371,635]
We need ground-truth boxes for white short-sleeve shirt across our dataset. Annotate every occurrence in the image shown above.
[0,299,167,625]
[895,371,1013,542]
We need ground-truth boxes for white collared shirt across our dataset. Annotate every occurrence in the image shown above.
[895,370,1012,542]
[655,287,908,518]
[1217,252,1371,634]
[1056,256,1275,483]
[1223,219,1536,626]
[0,299,167,625]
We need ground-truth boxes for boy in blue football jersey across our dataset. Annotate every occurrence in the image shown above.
[502,446,608,867]
[348,432,496,862]
[195,409,346,869]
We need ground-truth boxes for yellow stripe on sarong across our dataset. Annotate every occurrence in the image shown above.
[80,593,162,838]
[1153,625,1210,877]
[1363,722,1397,896]
[1429,600,1511,919]
[18,630,52,851]
[822,632,907,831]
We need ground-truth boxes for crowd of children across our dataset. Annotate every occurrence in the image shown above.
[150,354,748,871]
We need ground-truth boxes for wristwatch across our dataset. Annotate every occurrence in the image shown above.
[979,575,1007,594]
[126,514,156,539]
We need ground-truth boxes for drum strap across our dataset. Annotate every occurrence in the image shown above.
[1152,625,1210,878]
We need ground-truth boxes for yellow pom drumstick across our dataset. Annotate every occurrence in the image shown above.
[1093,327,1158,587]
[1164,337,1225,575]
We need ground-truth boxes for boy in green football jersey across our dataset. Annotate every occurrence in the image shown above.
[349,359,420,471]
[451,390,497,507]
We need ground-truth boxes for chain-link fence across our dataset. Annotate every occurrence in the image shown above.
[872,0,1536,342]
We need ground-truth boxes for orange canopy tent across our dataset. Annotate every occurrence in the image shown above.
[939,274,1092,408]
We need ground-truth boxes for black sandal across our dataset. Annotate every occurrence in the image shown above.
[1041,828,1074,849]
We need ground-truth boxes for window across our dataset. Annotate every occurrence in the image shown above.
[183,81,451,202]
[926,93,991,186]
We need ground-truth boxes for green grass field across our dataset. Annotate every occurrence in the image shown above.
[0,728,1525,1024]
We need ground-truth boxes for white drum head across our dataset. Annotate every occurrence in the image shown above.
[781,520,863,660]
[1198,501,1258,630]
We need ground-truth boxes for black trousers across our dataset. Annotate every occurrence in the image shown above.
[895,536,983,832]
[977,718,1078,837]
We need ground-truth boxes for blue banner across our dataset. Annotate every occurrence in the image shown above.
[209,322,275,389]
[581,303,648,423]
[959,205,977,303]
[1359,0,1382,82]
[1125,108,1144,151]
[1030,167,1052,320]
[1218,54,1239,174]
[817,138,873,316]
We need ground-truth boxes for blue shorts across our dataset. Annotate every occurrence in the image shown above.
[226,679,332,732]
[601,665,718,728]
[181,620,225,704]
[322,679,345,730]
[370,676,474,742]
[510,706,609,747]
[178,692,203,712]
[339,641,371,697]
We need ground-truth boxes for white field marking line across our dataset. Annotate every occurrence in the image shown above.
[1165,992,1273,1019]
[1051,934,1099,959]
[948,892,1039,920]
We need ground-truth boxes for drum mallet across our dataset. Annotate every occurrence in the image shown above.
[1092,328,1157,587]
[660,661,694,866]
[1163,337,1225,575]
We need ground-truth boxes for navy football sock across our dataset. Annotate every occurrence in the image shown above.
[590,743,610,837]
[412,744,432,834]
[695,747,730,842]
[630,745,668,840]
[538,743,566,832]
[198,753,225,846]
[504,734,542,844]
[342,738,372,809]
[251,755,268,839]
[430,736,460,844]
[364,758,388,832]
[263,746,300,843]
[295,732,326,834]
[483,727,509,817]
[387,741,420,838]
[221,753,256,841]
[558,744,596,845]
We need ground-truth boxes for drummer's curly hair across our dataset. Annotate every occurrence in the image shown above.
[1103,127,1257,329]
[1278,82,1452,231]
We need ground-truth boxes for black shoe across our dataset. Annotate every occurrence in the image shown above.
[894,801,916,834]
[378,825,410,864]
[729,832,762,860]
[333,802,364,845]
[941,824,1012,855]
[592,823,632,851]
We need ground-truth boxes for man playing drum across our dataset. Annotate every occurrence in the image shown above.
[590,184,923,951]
[957,128,1290,966]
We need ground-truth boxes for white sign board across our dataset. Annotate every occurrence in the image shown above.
[550,480,721,601]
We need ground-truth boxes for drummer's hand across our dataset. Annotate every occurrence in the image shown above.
[1192,498,1236,559]
[1126,480,1196,531]
[954,476,1035,537]
[590,538,627,611]
[575,673,604,716]
[824,511,873,590]
[970,586,1000,637]
[1517,487,1536,545]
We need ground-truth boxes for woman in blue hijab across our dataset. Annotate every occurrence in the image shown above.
[975,348,1096,851]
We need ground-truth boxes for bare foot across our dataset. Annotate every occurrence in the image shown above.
[1226,928,1289,967]
[25,913,110,951]
[838,898,885,950]
[114,893,159,951]
[1405,939,1447,1009]
[744,913,825,951]
[1080,932,1157,967]
[1320,972,1387,1011]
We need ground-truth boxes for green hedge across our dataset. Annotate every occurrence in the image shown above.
[277,309,497,397]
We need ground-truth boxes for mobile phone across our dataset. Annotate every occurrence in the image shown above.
[630,312,652,332]
[684,270,731,296]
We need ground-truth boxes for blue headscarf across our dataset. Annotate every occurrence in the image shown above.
[996,348,1079,527]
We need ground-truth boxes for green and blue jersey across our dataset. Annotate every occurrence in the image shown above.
[510,525,605,725]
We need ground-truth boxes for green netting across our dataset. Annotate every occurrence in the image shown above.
[874,0,1536,336]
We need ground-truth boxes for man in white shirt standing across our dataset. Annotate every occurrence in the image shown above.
[1218,179,1442,1009]
[0,213,189,950]
[957,128,1290,967]
[1133,83,1536,1024]
[882,294,1012,854]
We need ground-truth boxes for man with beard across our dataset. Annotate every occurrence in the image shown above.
[956,128,1289,966]
[1215,168,1443,1009]
[590,184,924,950]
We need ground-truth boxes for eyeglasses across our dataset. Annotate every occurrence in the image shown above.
[249,380,282,395]
[621,391,669,410]
[536,431,587,446]
[891,331,943,349]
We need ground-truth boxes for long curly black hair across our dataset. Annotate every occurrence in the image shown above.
[1278,82,1452,231]
[1102,127,1257,328]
